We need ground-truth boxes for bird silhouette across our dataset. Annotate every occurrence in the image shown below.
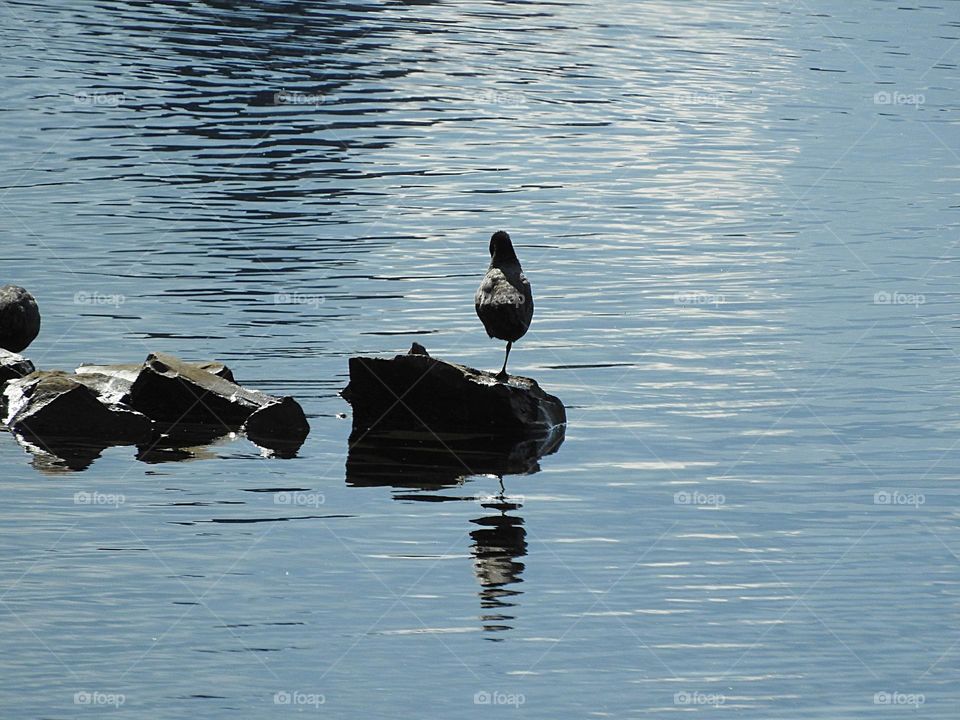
[475,231,534,380]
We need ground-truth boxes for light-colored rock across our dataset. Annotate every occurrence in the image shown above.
[76,359,235,383]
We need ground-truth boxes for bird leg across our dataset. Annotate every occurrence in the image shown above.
[496,341,512,380]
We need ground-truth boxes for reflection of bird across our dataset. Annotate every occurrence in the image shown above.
[471,487,526,634]
[475,231,534,380]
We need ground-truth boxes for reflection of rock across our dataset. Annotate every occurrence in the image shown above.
[136,427,236,464]
[12,435,107,474]
[471,497,527,634]
[0,285,40,353]
[345,424,565,489]
[11,422,237,472]
[341,345,566,435]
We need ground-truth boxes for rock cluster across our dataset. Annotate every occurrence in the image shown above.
[1,351,309,470]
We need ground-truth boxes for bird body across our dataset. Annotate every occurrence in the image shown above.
[475,231,533,379]
[0,285,41,353]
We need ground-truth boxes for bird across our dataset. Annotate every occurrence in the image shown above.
[0,285,41,353]
[475,231,534,380]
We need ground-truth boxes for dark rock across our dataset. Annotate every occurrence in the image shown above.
[0,285,41,353]
[4,371,153,443]
[128,353,308,450]
[409,342,430,356]
[341,348,566,435]
[0,348,35,386]
[242,397,310,457]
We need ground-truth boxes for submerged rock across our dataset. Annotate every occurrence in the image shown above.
[341,345,566,435]
[0,285,41,353]
[4,371,153,443]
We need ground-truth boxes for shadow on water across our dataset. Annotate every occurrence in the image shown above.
[346,426,564,636]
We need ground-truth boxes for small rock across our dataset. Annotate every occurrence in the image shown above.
[243,397,310,457]
[0,285,41,353]
[0,348,35,386]
[5,371,153,442]
[243,397,310,441]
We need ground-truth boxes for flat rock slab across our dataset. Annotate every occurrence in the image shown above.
[76,360,235,384]
[74,358,235,407]
[341,347,566,435]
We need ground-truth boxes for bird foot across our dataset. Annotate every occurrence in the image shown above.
[495,370,509,382]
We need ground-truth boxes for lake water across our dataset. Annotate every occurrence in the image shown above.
[1,0,958,717]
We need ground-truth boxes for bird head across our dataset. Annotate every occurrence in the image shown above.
[489,230,519,264]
